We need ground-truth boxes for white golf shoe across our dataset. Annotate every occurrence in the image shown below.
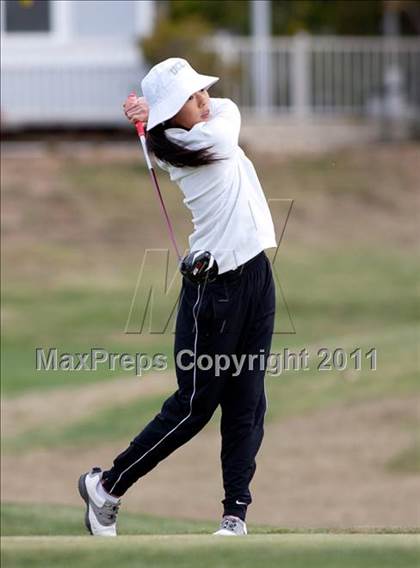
[213,515,248,536]
[78,467,120,536]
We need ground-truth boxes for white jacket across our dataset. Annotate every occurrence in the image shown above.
[156,98,277,274]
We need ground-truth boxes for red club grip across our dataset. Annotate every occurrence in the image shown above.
[135,120,145,136]
[128,92,145,136]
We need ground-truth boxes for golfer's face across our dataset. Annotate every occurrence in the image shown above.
[170,89,210,130]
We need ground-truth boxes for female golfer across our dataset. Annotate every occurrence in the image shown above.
[79,58,277,537]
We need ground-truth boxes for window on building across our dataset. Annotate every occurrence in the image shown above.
[4,0,51,33]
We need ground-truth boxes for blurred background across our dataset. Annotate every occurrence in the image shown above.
[1,0,419,536]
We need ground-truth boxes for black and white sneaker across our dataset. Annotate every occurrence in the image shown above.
[213,515,248,536]
[78,467,120,537]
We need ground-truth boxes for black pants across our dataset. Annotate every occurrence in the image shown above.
[102,250,275,521]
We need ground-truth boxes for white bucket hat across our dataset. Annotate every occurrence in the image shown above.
[141,58,219,130]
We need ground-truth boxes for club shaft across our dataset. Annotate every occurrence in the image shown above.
[134,122,182,261]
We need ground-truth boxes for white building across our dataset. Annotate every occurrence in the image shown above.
[1,0,156,128]
[1,1,419,129]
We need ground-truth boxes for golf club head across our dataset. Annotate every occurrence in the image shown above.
[180,251,219,284]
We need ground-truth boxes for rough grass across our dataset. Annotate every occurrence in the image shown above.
[2,145,419,461]
[3,393,166,453]
[387,442,420,474]
[2,145,419,396]
[2,246,418,395]
[3,332,419,454]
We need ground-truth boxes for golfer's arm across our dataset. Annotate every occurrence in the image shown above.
[186,98,241,159]
[206,98,241,156]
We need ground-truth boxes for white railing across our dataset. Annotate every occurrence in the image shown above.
[1,34,419,127]
[211,34,420,116]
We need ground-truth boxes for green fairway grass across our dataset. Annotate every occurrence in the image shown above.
[4,502,418,537]
[2,503,420,568]
[1,502,215,537]
[2,534,420,568]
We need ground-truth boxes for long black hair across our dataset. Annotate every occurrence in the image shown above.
[146,122,222,168]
